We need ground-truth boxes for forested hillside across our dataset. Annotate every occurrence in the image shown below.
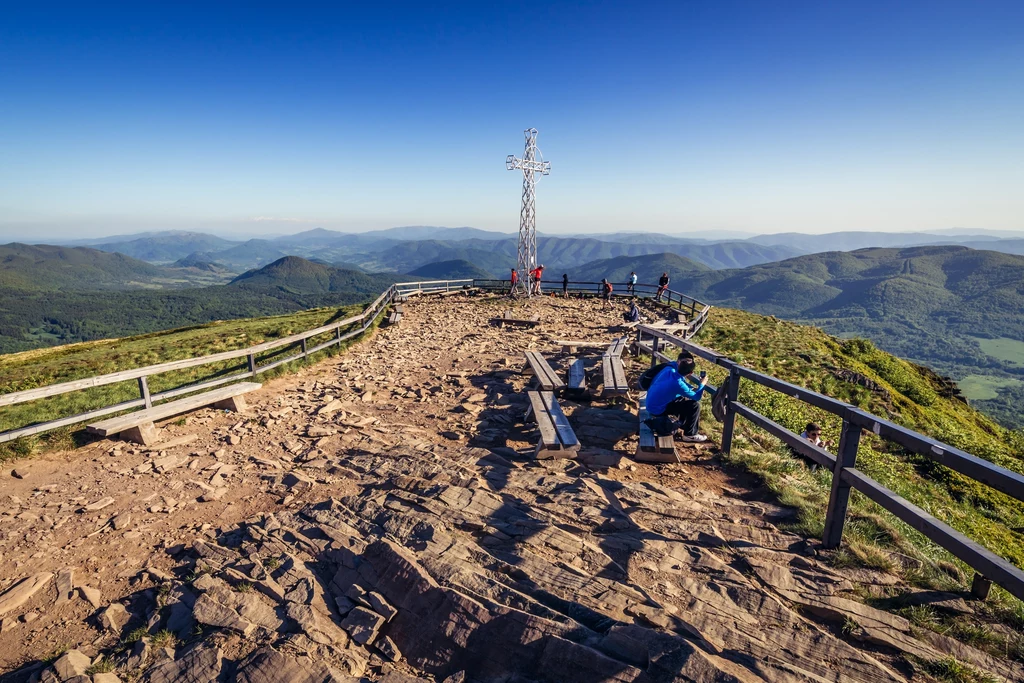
[657,246,1024,427]
[0,256,404,354]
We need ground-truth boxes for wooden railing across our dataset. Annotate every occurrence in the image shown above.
[0,285,403,444]
[633,323,1024,603]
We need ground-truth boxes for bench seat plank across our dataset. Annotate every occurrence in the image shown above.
[523,351,565,391]
[526,390,579,459]
[601,354,628,397]
[606,336,628,358]
[636,392,678,463]
[540,391,579,449]
[567,358,587,395]
[88,382,261,437]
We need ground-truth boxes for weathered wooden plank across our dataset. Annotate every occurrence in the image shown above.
[606,336,628,358]
[601,355,628,397]
[87,382,261,436]
[846,408,1024,502]
[0,398,148,445]
[527,391,558,447]
[636,392,677,462]
[524,352,565,391]
[540,391,579,450]
[636,325,723,363]
[567,358,586,393]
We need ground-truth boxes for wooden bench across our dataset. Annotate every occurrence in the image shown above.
[636,392,678,463]
[493,310,540,328]
[387,310,403,325]
[566,358,587,396]
[522,351,565,392]
[606,336,628,358]
[525,391,580,459]
[601,353,628,397]
[88,382,261,445]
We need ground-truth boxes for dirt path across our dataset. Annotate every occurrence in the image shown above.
[1,294,1016,682]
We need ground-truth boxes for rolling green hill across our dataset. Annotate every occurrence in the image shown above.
[230,256,400,295]
[667,246,1024,426]
[0,257,405,354]
[408,259,496,280]
[0,243,171,290]
[570,252,711,282]
[92,231,239,262]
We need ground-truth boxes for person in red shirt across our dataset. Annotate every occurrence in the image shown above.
[531,265,545,295]
[508,268,519,297]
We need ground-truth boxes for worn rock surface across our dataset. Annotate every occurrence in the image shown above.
[1,295,1019,682]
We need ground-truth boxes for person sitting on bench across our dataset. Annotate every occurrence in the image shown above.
[623,299,641,323]
[645,355,708,442]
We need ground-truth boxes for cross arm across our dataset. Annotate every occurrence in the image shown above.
[506,155,552,174]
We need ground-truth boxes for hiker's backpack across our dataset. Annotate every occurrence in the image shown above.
[638,362,672,391]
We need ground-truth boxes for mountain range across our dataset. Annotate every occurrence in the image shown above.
[46,227,1024,275]
[598,246,1024,427]
[4,233,1024,428]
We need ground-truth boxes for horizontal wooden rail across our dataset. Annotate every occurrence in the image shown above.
[731,401,837,469]
[842,468,1024,602]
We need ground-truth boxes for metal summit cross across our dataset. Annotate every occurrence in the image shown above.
[506,128,551,297]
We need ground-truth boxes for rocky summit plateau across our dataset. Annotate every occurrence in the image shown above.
[0,294,1019,682]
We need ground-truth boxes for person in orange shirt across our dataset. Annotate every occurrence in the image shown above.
[531,265,545,295]
[508,268,519,297]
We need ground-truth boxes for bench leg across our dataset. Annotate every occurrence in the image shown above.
[536,444,578,460]
[213,395,248,413]
[122,422,158,446]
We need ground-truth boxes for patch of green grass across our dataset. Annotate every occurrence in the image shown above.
[921,656,998,683]
[975,337,1024,366]
[86,657,116,674]
[122,626,149,644]
[0,302,385,462]
[150,629,178,649]
[0,434,40,464]
[958,374,1021,402]
[233,581,253,593]
[262,556,281,571]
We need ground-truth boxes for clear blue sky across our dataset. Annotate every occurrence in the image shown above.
[1,1,1022,239]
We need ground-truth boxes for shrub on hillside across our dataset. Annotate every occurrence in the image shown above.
[841,338,938,406]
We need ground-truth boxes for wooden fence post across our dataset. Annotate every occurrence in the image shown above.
[247,353,257,377]
[301,337,308,359]
[138,376,152,409]
[720,367,741,454]
[650,336,660,368]
[823,416,863,548]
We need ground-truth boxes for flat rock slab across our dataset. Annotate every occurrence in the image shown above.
[0,572,53,618]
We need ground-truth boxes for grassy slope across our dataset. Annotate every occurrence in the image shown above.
[0,304,368,442]
[697,308,1024,566]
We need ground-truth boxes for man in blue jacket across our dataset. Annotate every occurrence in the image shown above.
[645,355,708,442]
